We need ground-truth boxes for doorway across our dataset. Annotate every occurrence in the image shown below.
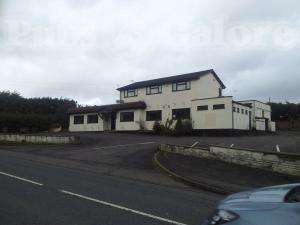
[111,112,116,131]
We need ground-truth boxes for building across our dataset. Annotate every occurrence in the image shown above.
[68,69,276,132]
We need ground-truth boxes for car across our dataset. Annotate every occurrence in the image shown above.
[202,183,300,225]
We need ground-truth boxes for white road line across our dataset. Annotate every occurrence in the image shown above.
[0,171,43,186]
[92,142,157,150]
[60,189,187,225]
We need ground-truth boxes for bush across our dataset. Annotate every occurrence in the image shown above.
[174,119,192,135]
[153,121,164,134]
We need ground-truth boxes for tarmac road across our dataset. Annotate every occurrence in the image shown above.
[0,150,222,225]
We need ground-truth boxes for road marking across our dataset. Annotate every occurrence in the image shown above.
[0,171,43,186]
[92,142,156,150]
[60,189,187,225]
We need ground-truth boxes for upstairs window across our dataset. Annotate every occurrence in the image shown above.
[120,111,134,122]
[172,108,190,120]
[146,110,162,121]
[74,115,84,124]
[87,114,98,124]
[197,105,208,111]
[233,107,236,112]
[146,85,162,95]
[213,104,225,110]
[124,89,138,98]
[241,109,244,114]
[172,81,191,92]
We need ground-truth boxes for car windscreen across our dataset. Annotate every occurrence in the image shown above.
[285,186,300,203]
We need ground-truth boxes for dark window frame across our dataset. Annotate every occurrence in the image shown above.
[74,115,84,124]
[146,110,162,121]
[172,81,191,92]
[172,108,191,120]
[237,108,240,113]
[241,109,244,114]
[213,104,225,110]
[87,114,99,124]
[197,105,209,111]
[120,111,134,122]
[124,89,138,98]
[146,85,162,95]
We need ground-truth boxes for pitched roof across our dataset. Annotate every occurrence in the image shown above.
[117,69,226,91]
[67,101,146,114]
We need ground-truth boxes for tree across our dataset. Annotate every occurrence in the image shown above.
[0,91,77,132]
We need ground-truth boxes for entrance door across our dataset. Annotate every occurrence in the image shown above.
[265,118,269,131]
[111,113,116,130]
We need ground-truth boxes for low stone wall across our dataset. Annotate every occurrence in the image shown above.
[159,144,300,177]
[0,134,79,144]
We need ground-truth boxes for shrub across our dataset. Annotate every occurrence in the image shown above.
[174,119,192,135]
[153,121,163,134]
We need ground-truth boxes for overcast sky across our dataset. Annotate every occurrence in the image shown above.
[0,0,299,105]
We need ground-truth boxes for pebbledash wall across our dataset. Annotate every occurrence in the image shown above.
[0,134,78,144]
[159,143,300,177]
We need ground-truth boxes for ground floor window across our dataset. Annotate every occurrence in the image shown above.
[197,105,208,111]
[213,104,225,110]
[146,110,162,121]
[74,115,84,124]
[87,114,98,124]
[120,111,134,122]
[172,108,190,120]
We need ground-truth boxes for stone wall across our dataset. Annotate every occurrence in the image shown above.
[0,134,79,144]
[159,143,300,177]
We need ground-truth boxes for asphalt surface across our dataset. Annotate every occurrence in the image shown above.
[0,146,222,225]
[64,131,300,153]
[1,131,298,225]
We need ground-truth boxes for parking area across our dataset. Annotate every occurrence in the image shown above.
[75,131,300,153]
[0,131,299,191]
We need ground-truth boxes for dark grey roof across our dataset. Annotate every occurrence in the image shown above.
[117,69,226,91]
[67,101,146,114]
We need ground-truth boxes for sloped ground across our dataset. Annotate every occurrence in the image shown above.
[156,151,300,194]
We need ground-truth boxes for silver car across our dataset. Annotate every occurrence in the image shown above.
[202,183,300,225]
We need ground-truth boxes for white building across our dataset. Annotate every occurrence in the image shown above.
[68,69,275,132]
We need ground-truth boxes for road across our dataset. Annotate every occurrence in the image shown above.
[0,150,222,225]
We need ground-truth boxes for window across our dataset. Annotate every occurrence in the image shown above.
[197,105,208,111]
[146,110,162,121]
[172,108,190,120]
[262,110,265,118]
[233,107,236,112]
[124,89,138,98]
[241,109,244,114]
[219,88,222,97]
[74,115,84,124]
[120,111,134,122]
[237,108,240,113]
[245,110,248,115]
[146,85,162,95]
[87,114,98,124]
[172,81,191,92]
[213,104,225,110]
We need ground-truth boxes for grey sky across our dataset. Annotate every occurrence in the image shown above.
[0,0,299,105]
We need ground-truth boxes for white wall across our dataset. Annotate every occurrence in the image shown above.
[115,109,143,131]
[191,97,233,129]
[69,114,104,132]
[256,119,266,131]
[233,103,251,130]
[120,73,222,128]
